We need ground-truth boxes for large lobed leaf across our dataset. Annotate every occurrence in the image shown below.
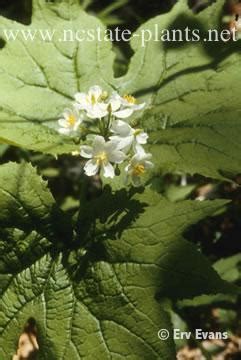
[0,162,237,359]
[0,0,115,154]
[0,0,240,180]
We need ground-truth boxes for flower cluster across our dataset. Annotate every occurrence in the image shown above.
[58,85,153,186]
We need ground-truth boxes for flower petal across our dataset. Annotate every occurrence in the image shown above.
[93,135,105,146]
[133,102,146,111]
[63,107,75,116]
[109,92,122,112]
[80,145,93,159]
[109,135,133,152]
[111,120,132,136]
[58,119,67,127]
[58,128,71,135]
[103,162,115,178]
[144,160,154,169]
[74,93,88,109]
[136,132,148,144]
[89,85,103,99]
[113,108,134,119]
[84,159,99,176]
[134,144,147,157]
[86,104,108,119]
[73,119,82,131]
[92,135,106,154]
[108,150,126,164]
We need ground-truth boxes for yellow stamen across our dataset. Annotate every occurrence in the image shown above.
[67,114,76,126]
[90,91,108,104]
[132,164,145,176]
[123,94,136,104]
[100,91,108,101]
[94,152,108,165]
[134,128,142,136]
[91,94,97,105]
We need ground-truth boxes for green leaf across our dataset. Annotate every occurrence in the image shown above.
[164,184,195,202]
[0,254,176,360]
[0,163,237,358]
[214,254,241,283]
[0,120,79,154]
[145,62,241,180]
[136,0,241,180]
[0,0,115,154]
[0,162,72,275]
[177,254,241,308]
[0,0,241,355]
[99,188,235,299]
[0,0,241,181]
[116,0,241,180]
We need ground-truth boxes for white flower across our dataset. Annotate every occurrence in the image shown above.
[110,120,148,153]
[109,92,145,119]
[74,85,109,119]
[125,147,154,186]
[80,135,126,178]
[58,108,82,136]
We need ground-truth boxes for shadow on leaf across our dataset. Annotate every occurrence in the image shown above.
[134,12,240,98]
[65,184,147,280]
